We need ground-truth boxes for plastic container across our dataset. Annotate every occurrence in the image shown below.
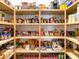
[77,4,79,14]
[22,2,28,9]
[76,14,79,21]
[15,5,22,10]
[68,14,76,23]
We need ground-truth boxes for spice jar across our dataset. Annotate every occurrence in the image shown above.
[39,4,46,9]
[45,31,49,36]
[17,18,24,23]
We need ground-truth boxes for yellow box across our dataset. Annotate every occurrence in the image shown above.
[60,4,68,10]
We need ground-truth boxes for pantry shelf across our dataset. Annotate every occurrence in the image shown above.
[40,36,65,39]
[40,49,64,53]
[0,38,14,46]
[16,23,39,26]
[66,21,79,25]
[41,9,64,15]
[66,37,79,45]
[73,50,79,55]
[6,52,14,59]
[0,49,14,59]
[40,9,64,11]
[16,9,39,15]
[40,23,65,26]
[66,0,79,14]
[0,1,13,14]
[40,50,64,53]
[15,36,39,39]
[16,48,39,53]
[66,52,79,59]
[0,22,14,25]
[40,45,64,53]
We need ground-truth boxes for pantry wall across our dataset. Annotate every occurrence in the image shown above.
[0,0,79,59]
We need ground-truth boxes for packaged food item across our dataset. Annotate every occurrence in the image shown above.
[22,2,28,9]
[39,4,46,9]
[50,0,59,9]
[0,27,13,40]
[68,14,76,23]
[65,0,73,6]
[60,4,67,10]
[41,17,64,23]
[0,11,5,22]
[16,18,24,23]
[72,0,77,2]
[15,5,22,10]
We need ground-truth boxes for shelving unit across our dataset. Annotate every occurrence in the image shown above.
[66,0,79,59]
[0,0,14,59]
[0,0,79,59]
[14,7,65,59]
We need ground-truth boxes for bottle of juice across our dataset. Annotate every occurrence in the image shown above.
[58,53,64,59]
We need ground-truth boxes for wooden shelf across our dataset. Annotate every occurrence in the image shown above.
[66,0,79,14]
[16,46,64,53]
[16,23,65,26]
[40,9,64,15]
[0,22,14,25]
[66,21,79,25]
[66,52,79,59]
[40,23,65,26]
[74,50,79,55]
[40,9,64,11]
[16,9,39,15]
[16,36,65,39]
[16,48,39,53]
[66,37,79,45]
[16,23,39,26]
[1,49,14,59]
[0,38,14,45]
[0,1,13,14]
[16,36,39,39]
[6,52,14,59]
[15,9,64,15]
[40,45,64,53]
[40,36,65,39]
[40,50,64,53]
